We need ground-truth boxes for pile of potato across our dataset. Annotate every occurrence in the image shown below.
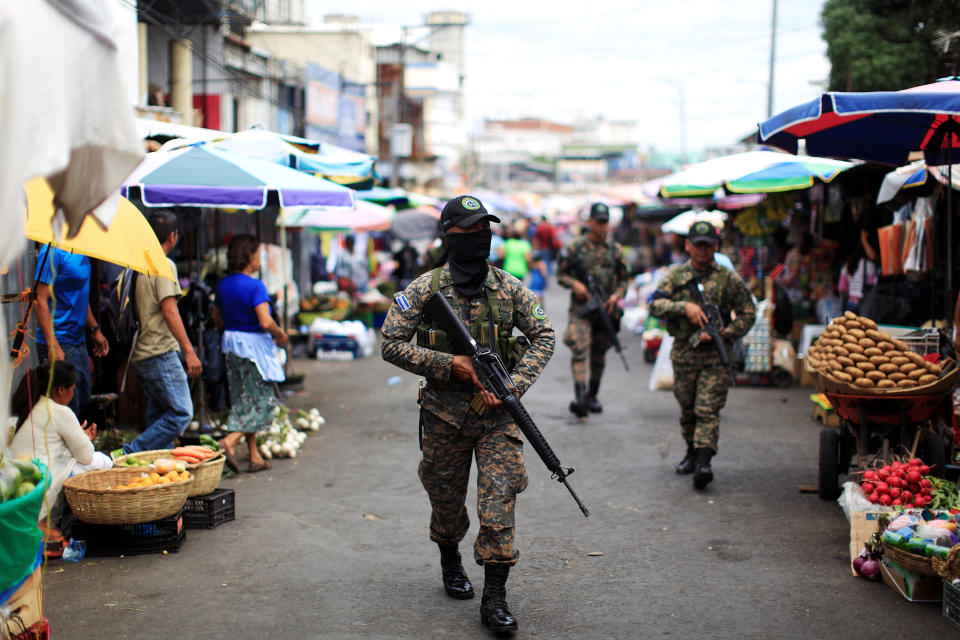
[806,311,943,391]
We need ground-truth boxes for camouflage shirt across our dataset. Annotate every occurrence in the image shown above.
[556,236,629,311]
[381,264,555,428]
[649,261,756,362]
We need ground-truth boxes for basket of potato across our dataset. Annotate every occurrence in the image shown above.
[805,311,957,396]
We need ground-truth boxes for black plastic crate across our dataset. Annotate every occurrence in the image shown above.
[70,511,185,556]
[183,488,235,529]
[945,579,960,631]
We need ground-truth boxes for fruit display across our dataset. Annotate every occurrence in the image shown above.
[112,467,191,490]
[858,458,938,508]
[881,511,959,560]
[806,311,947,392]
[0,455,43,503]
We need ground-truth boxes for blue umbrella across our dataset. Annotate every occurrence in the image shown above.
[758,77,960,166]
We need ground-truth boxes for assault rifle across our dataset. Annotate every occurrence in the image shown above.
[688,278,735,384]
[566,254,629,371]
[423,293,590,517]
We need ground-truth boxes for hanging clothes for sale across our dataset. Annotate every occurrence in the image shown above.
[902,197,933,274]
[877,223,905,276]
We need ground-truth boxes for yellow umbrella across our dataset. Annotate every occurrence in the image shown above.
[24,177,174,281]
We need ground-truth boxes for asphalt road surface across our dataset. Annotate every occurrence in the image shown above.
[44,282,956,639]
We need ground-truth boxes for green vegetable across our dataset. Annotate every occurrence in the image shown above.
[928,477,960,510]
[14,482,35,499]
[10,459,41,484]
[199,434,221,451]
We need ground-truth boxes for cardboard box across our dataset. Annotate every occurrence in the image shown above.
[849,511,886,575]
[799,357,817,387]
[2,565,42,632]
[881,557,942,602]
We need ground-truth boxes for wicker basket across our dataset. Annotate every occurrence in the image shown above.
[114,449,225,497]
[185,454,225,497]
[63,467,193,525]
[883,542,937,575]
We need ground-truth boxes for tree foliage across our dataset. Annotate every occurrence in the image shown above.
[820,0,960,91]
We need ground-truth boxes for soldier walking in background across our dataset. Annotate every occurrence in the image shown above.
[557,203,628,418]
[381,195,555,635]
[649,221,756,489]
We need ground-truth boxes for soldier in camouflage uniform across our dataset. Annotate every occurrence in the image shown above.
[557,203,628,417]
[649,221,755,489]
[381,195,555,635]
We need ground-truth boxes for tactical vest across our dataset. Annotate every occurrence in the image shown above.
[416,267,529,371]
[666,266,734,341]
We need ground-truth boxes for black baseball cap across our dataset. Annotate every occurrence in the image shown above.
[440,195,500,232]
[589,202,610,222]
[688,220,720,245]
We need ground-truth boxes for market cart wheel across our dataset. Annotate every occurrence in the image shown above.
[818,428,841,500]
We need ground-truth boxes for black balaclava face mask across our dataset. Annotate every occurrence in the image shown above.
[445,228,492,297]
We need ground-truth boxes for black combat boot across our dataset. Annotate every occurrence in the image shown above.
[692,448,714,489]
[439,544,474,599]
[569,382,588,418]
[675,441,696,475]
[480,563,518,633]
[586,379,602,413]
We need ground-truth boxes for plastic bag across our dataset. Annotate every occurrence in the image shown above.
[649,334,674,391]
[838,481,892,522]
[0,460,49,593]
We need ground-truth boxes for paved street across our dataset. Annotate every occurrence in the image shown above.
[44,283,956,639]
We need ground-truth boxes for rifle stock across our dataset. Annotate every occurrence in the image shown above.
[423,293,590,517]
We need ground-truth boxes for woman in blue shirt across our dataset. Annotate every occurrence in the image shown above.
[212,235,288,473]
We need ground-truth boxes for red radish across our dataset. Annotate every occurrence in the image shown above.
[920,465,930,475]
[921,478,932,488]
[862,482,875,493]
[902,490,913,502]
[864,470,878,481]
[893,498,903,506]
[907,470,921,483]
[878,468,891,479]
[910,458,922,466]
[869,492,880,502]
[876,482,890,494]
[880,494,892,506]
[890,487,902,498]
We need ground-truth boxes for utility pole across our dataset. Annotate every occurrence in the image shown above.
[766,0,778,118]
[387,27,408,190]
[678,80,687,166]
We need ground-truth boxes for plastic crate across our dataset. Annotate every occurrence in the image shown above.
[945,579,960,631]
[183,488,235,529]
[312,335,359,360]
[898,328,941,356]
[69,511,185,556]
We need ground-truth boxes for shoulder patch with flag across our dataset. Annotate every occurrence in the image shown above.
[395,293,411,312]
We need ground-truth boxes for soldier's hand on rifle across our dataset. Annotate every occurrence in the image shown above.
[605,294,620,315]
[699,331,712,343]
[452,355,503,407]
[684,302,708,328]
[572,280,589,302]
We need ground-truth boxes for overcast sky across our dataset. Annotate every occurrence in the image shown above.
[308,0,829,154]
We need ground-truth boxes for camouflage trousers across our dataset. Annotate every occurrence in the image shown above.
[672,361,730,452]
[563,312,614,384]
[419,409,529,566]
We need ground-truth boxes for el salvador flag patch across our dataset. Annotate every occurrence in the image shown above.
[395,293,411,312]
